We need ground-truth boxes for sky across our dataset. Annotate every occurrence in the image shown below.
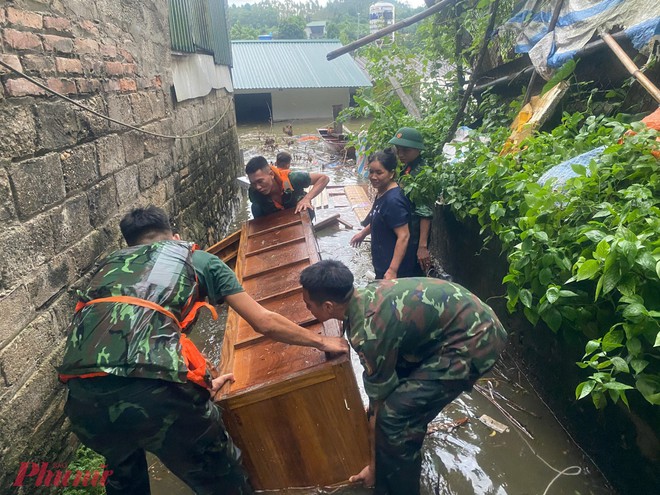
[227,0,428,8]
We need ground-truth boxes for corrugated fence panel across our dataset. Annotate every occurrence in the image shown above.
[191,0,213,54]
[169,0,195,53]
[210,0,233,67]
[169,0,230,66]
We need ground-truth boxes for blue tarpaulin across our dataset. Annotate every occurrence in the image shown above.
[501,0,660,77]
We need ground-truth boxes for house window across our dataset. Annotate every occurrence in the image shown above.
[169,0,232,66]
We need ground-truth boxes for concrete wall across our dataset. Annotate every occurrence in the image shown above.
[0,0,241,490]
[235,87,350,122]
[272,87,349,121]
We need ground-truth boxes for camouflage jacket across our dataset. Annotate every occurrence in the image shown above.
[58,241,200,383]
[344,278,508,402]
[399,155,433,249]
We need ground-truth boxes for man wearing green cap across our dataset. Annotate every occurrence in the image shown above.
[388,127,433,274]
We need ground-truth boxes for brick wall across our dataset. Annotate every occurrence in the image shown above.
[0,1,241,489]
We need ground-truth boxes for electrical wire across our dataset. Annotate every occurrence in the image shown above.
[0,59,231,140]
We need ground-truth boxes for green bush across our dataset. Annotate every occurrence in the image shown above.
[62,445,107,495]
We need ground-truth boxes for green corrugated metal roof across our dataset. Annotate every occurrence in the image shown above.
[231,40,372,90]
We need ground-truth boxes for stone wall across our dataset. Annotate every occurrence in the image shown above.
[0,0,241,490]
[430,205,660,493]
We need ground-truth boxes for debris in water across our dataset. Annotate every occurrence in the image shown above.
[427,416,469,435]
[479,414,509,433]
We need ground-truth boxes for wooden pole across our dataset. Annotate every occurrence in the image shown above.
[326,0,457,61]
[522,0,565,106]
[600,31,660,104]
[443,0,501,145]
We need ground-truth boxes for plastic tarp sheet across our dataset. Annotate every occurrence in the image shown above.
[501,0,660,77]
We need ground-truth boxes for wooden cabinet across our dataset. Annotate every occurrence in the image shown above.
[214,209,370,490]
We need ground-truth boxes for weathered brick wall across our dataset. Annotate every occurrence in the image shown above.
[0,1,240,490]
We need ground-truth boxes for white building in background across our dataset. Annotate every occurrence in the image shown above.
[369,2,395,41]
[231,40,371,122]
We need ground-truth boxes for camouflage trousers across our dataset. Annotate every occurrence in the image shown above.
[374,374,475,495]
[65,375,253,495]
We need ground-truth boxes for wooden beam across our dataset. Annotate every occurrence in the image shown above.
[388,76,422,120]
[326,0,457,61]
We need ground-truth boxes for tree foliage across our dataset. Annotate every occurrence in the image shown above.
[228,0,423,41]
[345,0,660,411]
[276,15,307,39]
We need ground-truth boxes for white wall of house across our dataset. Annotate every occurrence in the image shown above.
[271,88,349,121]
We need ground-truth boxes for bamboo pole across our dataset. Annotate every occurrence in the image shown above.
[600,31,660,104]
[326,0,457,61]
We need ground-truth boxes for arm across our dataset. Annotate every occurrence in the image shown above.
[225,291,349,354]
[384,224,410,280]
[249,189,266,218]
[295,172,329,213]
[350,224,371,247]
[349,400,379,487]
[417,217,432,269]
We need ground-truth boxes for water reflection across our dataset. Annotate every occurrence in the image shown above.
[150,119,613,495]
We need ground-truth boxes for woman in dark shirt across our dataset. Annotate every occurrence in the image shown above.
[350,149,417,279]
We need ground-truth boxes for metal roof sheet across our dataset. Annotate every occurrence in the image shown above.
[231,40,372,90]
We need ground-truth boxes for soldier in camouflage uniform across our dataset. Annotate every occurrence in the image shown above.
[300,260,507,495]
[58,206,348,495]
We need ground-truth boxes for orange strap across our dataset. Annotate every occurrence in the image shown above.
[179,333,211,388]
[59,371,108,383]
[181,301,218,329]
[77,296,184,327]
[72,295,219,388]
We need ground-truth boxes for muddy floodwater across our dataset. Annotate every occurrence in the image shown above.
[148,119,615,495]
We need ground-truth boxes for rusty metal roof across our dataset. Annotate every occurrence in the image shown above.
[231,40,372,90]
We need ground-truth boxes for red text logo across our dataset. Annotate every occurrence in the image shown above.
[12,462,113,488]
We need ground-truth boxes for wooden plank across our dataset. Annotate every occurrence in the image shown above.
[314,213,340,232]
[344,184,372,224]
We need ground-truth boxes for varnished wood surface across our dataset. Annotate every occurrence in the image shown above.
[212,208,370,490]
[344,184,372,224]
[222,360,370,489]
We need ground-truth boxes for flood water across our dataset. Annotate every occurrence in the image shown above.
[148,119,615,495]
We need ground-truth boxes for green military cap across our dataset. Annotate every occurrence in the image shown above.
[388,127,425,150]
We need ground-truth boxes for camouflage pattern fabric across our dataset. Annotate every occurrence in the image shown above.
[65,375,252,495]
[345,278,507,401]
[399,155,433,258]
[344,278,507,495]
[58,241,200,383]
[374,375,473,495]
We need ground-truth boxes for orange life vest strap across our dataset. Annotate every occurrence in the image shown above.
[76,296,184,328]
[180,301,218,329]
[59,371,108,383]
[179,333,211,388]
[269,166,294,210]
[72,294,219,389]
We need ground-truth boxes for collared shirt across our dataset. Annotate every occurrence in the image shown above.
[344,278,507,402]
[249,170,311,218]
[365,187,417,278]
